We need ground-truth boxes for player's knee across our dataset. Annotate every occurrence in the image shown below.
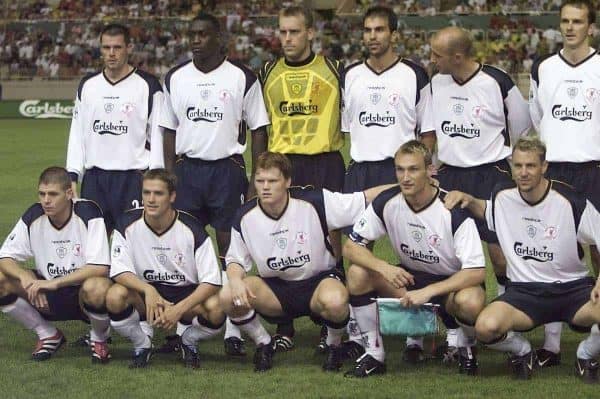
[346,265,372,294]
[105,284,129,312]
[218,285,234,311]
[318,288,349,317]
[475,314,503,342]
[0,271,10,297]
[81,277,112,307]
[452,290,484,319]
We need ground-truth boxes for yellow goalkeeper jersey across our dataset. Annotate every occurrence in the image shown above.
[260,53,344,154]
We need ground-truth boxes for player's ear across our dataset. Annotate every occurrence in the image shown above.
[285,177,292,189]
[541,160,548,175]
[306,26,315,41]
[170,190,176,204]
[65,187,74,200]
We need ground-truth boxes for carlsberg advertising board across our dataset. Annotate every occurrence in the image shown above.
[0,100,74,119]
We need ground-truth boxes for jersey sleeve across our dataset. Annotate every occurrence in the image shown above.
[576,201,600,246]
[243,79,270,130]
[109,230,136,278]
[225,226,253,273]
[348,205,387,246]
[484,199,495,232]
[0,219,33,262]
[149,90,165,168]
[341,74,350,133]
[84,218,110,266]
[323,190,366,230]
[159,83,179,131]
[505,85,532,142]
[417,82,435,134]
[194,238,222,286]
[453,217,486,269]
[528,74,542,133]
[66,94,85,181]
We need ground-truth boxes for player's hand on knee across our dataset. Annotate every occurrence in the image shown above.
[144,286,172,325]
[32,292,49,311]
[230,279,255,309]
[443,191,472,210]
[380,263,414,290]
[400,288,432,308]
[158,304,182,330]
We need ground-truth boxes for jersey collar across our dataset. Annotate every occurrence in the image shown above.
[258,193,290,221]
[405,184,439,214]
[48,200,74,231]
[143,209,178,237]
[284,52,316,67]
[452,63,482,86]
[558,48,598,68]
[365,56,402,76]
[518,179,551,207]
[102,67,136,86]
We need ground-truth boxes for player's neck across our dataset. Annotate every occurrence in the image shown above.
[520,178,549,204]
[104,64,134,83]
[193,54,226,73]
[367,51,398,73]
[145,209,177,234]
[405,184,437,211]
[48,202,73,228]
[260,196,289,219]
[285,50,314,66]
[452,60,479,83]
[561,44,593,65]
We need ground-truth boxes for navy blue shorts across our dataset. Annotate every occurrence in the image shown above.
[494,277,595,332]
[436,160,512,243]
[286,151,345,192]
[81,167,143,232]
[174,155,248,231]
[151,283,198,304]
[343,158,396,193]
[40,285,87,322]
[404,267,461,329]
[546,161,600,211]
[259,270,344,324]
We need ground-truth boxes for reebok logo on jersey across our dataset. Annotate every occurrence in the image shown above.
[551,105,592,122]
[143,269,186,284]
[358,111,395,127]
[266,254,311,271]
[513,242,554,262]
[47,262,75,277]
[279,101,318,116]
[93,120,129,135]
[400,244,440,264]
[440,121,480,138]
[186,107,224,122]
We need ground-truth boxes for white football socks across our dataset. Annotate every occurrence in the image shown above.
[351,301,384,362]
[230,311,270,346]
[1,297,57,339]
[487,331,531,356]
[577,324,600,360]
[543,322,562,354]
[110,309,151,350]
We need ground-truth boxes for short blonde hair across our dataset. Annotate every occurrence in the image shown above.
[394,140,432,167]
[513,136,546,163]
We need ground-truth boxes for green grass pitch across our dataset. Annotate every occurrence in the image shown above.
[0,119,597,398]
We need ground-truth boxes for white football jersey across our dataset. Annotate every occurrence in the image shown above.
[66,69,164,180]
[342,59,435,162]
[530,49,600,162]
[431,64,530,167]
[349,186,485,276]
[110,209,221,286]
[160,59,270,160]
[486,180,600,283]
[226,187,366,280]
[0,200,110,280]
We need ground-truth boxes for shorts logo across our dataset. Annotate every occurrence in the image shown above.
[72,244,81,257]
[112,245,122,258]
[266,254,311,271]
[428,234,442,248]
[295,232,308,245]
[370,93,381,105]
[567,87,579,99]
[411,231,422,242]
[201,90,211,100]
[56,247,68,259]
[143,269,186,284]
[157,253,168,265]
[276,237,287,249]
[527,225,537,238]
[452,104,464,115]
[104,103,114,113]
[544,226,558,240]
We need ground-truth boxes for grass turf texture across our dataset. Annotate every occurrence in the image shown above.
[0,119,597,398]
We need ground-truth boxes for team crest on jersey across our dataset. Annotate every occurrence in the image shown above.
[219,90,231,102]
[112,245,122,258]
[544,226,558,240]
[72,244,81,257]
[157,253,168,265]
[174,253,184,266]
[411,231,422,242]
[121,103,135,116]
[585,88,599,104]
[295,232,308,245]
[428,234,442,248]
[104,103,114,113]
[388,93,400,106]
[526,225,537,238]
[452,104,464,115]
[370,93,381,105]
[471,106,485,119]
[56,247,68,259]
[276,237,287,249]
[201,90,211,100]
[567,87,579,99]
[290,83,303,95]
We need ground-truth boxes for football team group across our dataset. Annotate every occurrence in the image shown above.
[2,0,600,384]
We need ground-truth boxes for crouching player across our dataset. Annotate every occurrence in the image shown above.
[343,141,486,377]
[106,169,224,368]
[0,167,112,363]
[220,152,391,372]
[445,136,600,382]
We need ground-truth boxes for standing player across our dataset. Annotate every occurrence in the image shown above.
[66,23,164,233]
[219,152,392,372]
[106,169,224,369]
[429,26,531,360]
[0,167,112,363]
[160,12,269,356]
[529,0,600,366]
[341,6,436,361]
[259,5,346,351]
[343,141,486,377]
[445,137,600,382]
